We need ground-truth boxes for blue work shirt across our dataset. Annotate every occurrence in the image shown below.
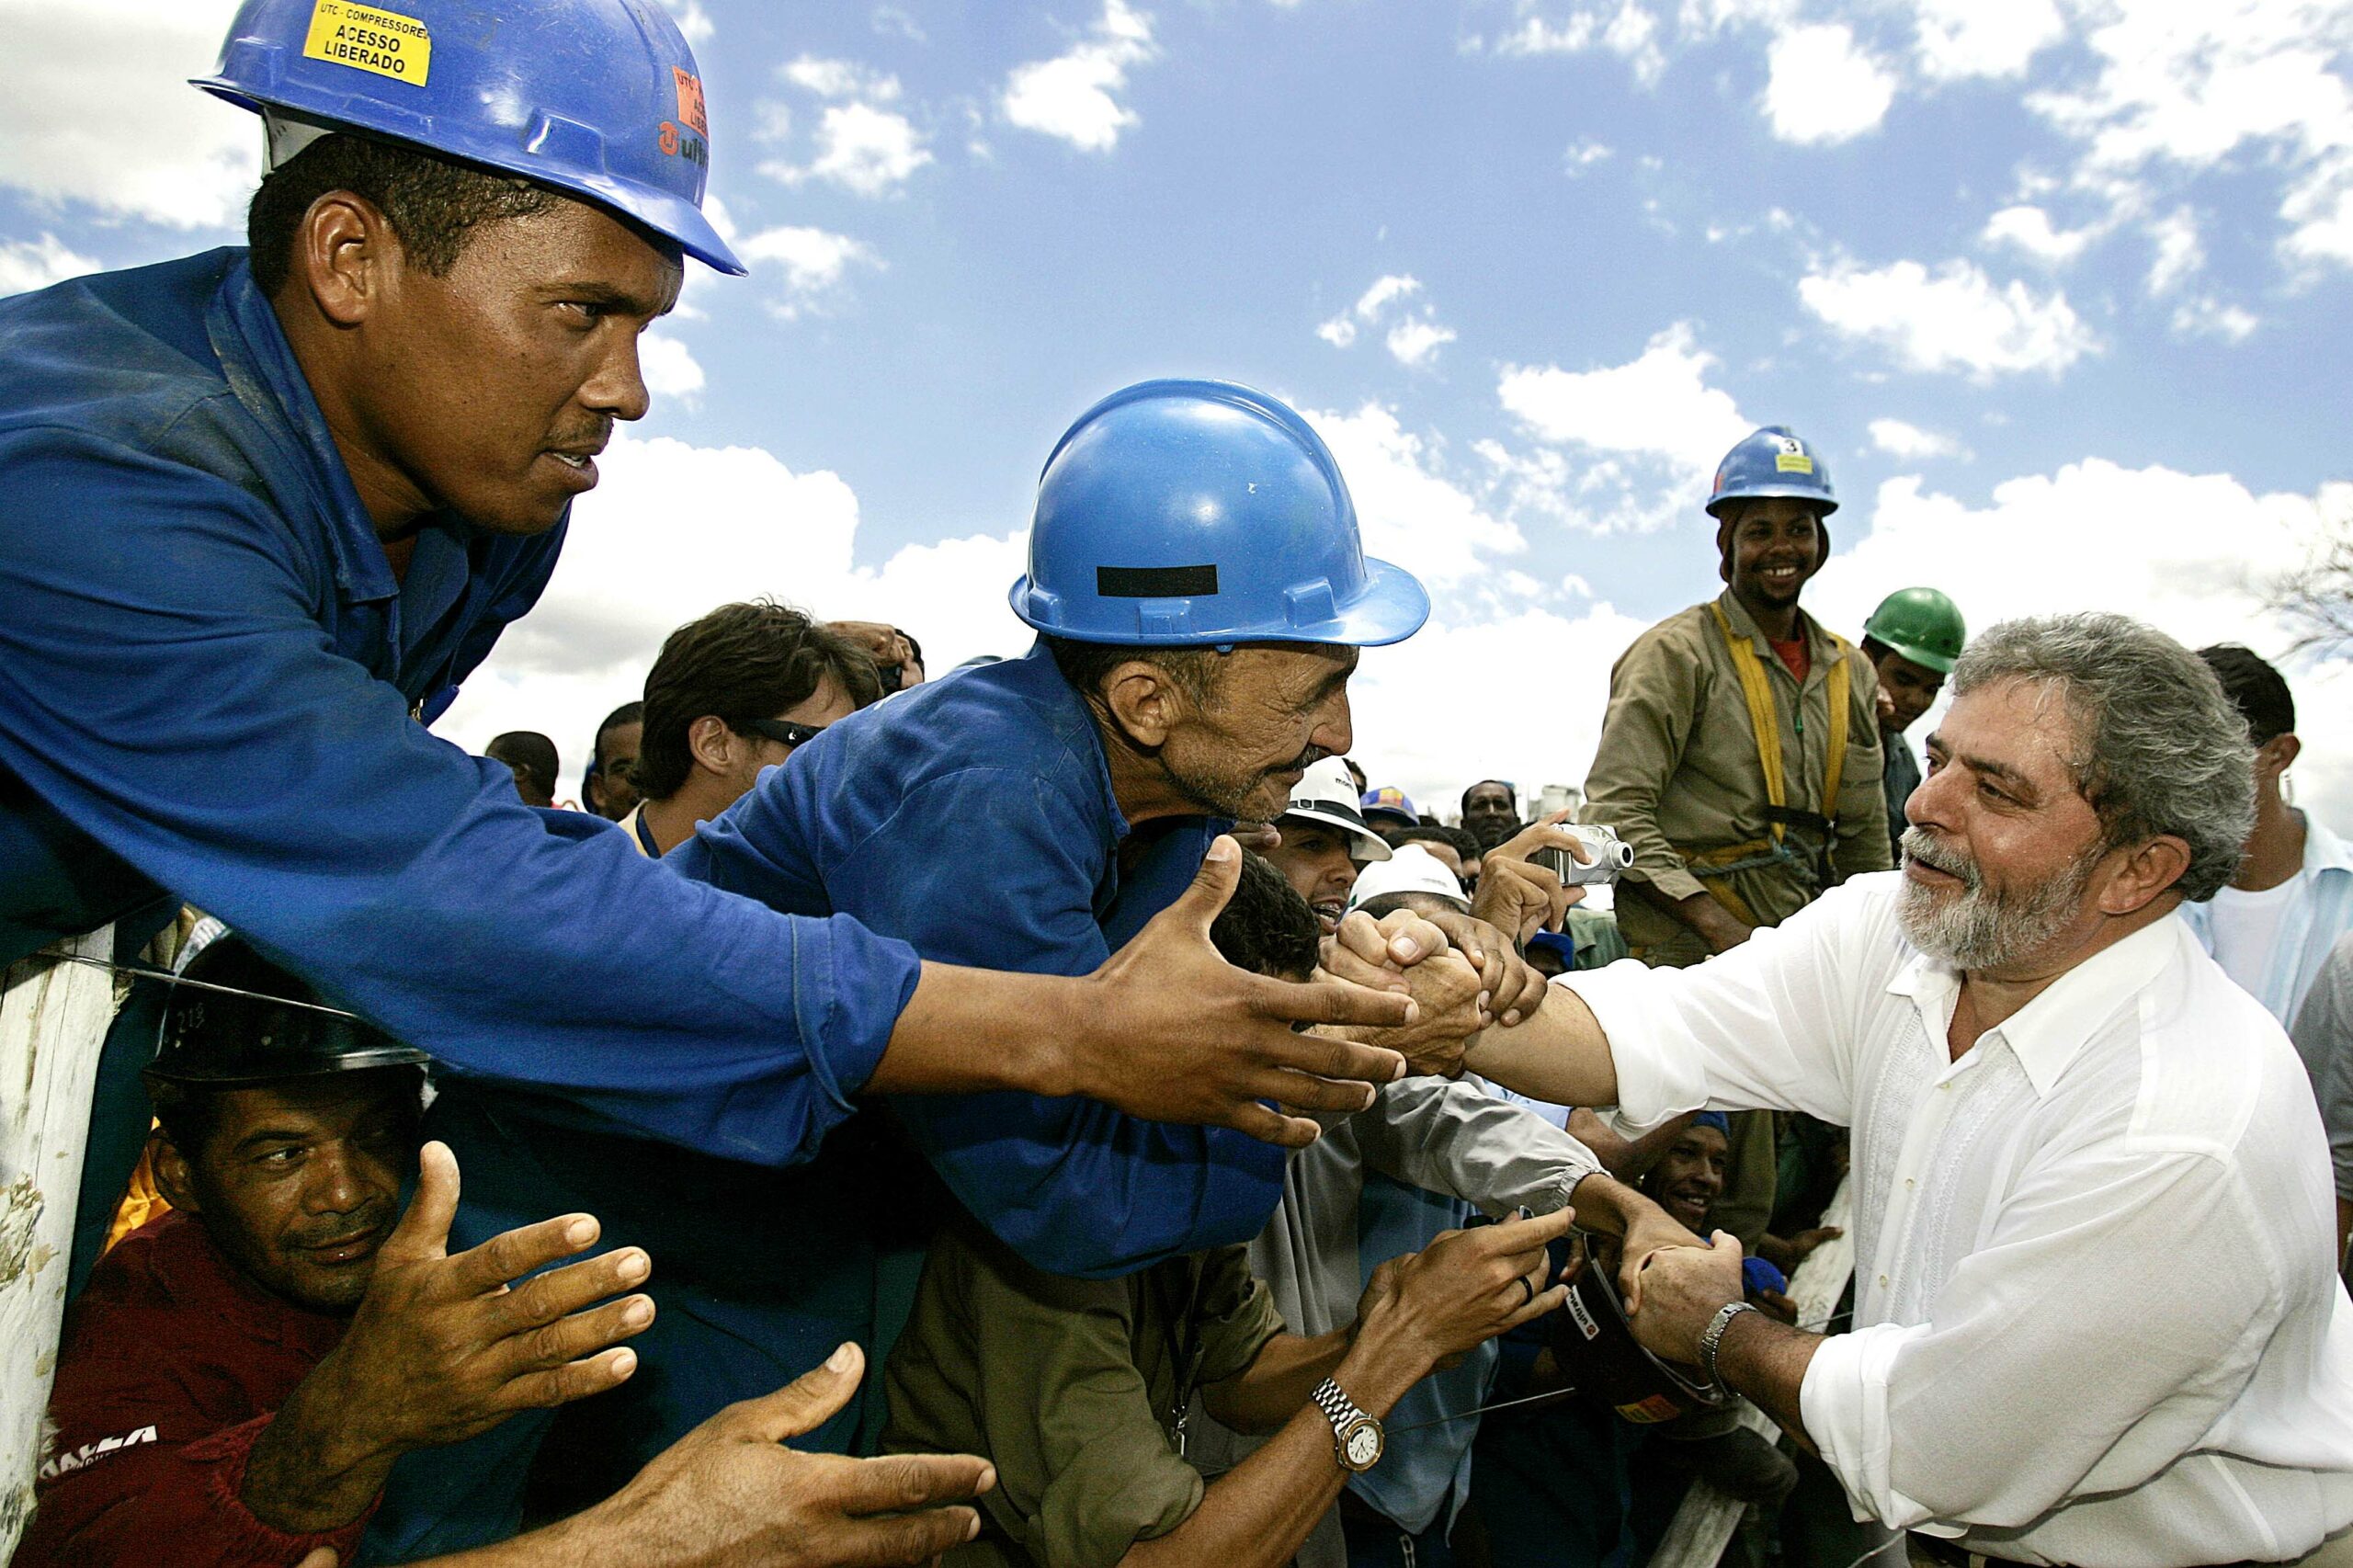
[673,642,1289,1278]
[0,250,921,1165]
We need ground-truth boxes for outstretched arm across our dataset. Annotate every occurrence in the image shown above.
[1461,982,1622,1108]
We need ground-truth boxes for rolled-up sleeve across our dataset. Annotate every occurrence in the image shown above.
[0,433,919,1166]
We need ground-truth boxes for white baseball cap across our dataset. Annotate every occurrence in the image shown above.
[1347,843,1469,912]
[1279,757,1392,862]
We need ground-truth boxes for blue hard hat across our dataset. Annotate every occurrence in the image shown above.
[195,0,743,275]
[1706,426,1837,518]
[1009,380,1431,647]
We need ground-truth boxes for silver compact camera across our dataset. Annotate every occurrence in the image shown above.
[1531,824,1633,887]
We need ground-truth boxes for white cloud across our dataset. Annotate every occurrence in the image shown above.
[1798,257,2097,379]
[1498,323,1748,465]
[1565,139,1614,171]
[1867,417,1963,460]
[1982,204,2099,266]
[0,0,256,230]
[1908,0,2064,82]
[871,6,926,43]
[637,333,705,402]
[735,225,882,318]
[1385,317,1458,367]
[437,433,1032,765]
[2027,0,2353,273]
[2144,206,2205,296]
[0,233,100,297]
[782,55,904,102]
[1301,403,1525,590]
[1810,463,2353,825]
[763,103,934,196]
[658,0,713,44]
[1315,315,1358,348]
[1001,0,1157,153]
[1490,3,1667,85]
[1762,23,1896,145]
[1317,274,1452,362]
[1355,274,1422,318]
[2171,294,2261,342]
[1492,323,1753,533]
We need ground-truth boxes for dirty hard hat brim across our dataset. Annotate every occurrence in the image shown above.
[1871,637,1957,675]
[144,1040,432,1086]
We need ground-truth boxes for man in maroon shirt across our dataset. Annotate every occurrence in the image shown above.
[21,937,993,1567]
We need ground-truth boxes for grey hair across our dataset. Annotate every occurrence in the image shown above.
[1949,612,2255,903]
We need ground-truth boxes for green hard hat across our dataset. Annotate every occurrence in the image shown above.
[1863,586,1966,674]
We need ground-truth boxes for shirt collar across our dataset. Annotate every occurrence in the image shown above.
[205,252,399,606]
[1713,587,1834,660]
[2301,811,2353,879]
[1886,910,2185,1097]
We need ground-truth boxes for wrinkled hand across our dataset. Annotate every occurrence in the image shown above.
[566,1343,993,1568]
[1321,908,1449,996]
[826,620,915,687]
[1473,812,1596,948]
[1077,837,1410,1148]
[1614,1200,1712,1302]
[1621,1230,1745,1367]
[1424,908,1548,1029]
[244,1143,654,1531]
[1371,1208,1578,1365]
[1349,949,1489,1078]
[1757,1226,1845,1274]
[320,1142,654,1450]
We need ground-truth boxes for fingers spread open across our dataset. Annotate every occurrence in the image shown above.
[378,1140,461,1268]
[492,1291,656,1382]
[448,1212,607,1298]
[732,1345,864,1442]
[495,1247,651,1332]
[499,1344,642,1411]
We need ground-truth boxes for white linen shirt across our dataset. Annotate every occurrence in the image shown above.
[1569,871,2353,1566]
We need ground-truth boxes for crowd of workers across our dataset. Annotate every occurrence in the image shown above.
[3,3,2350,1567]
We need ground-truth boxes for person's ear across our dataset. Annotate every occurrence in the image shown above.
[1100,662,1182,749]
[151,1131,203,1217]
[686,714,735,778]
[2259,733,2302,780]
[290,192,404,328]
[2097,834,2192,916]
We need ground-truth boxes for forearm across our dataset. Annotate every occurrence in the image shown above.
[239,1362,397,1532]
[1566,1108,1698,1183]
[866,962,1075,1096]
[1127,1324,1430,1568]
[1204,1328,1353,1435]
[1561,1169,1654,1238]
[1712,1308,1824,1454]
[1462,984,1620,1107]
[2337,1197,2349,1264]
[1625,878,1750,949]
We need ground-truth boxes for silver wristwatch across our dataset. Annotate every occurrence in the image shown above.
[1310,1377,1385,1472]
[1698,1300,1760,1394]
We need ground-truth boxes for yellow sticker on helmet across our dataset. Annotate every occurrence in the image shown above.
[302,1,432,86]
[1775,451,1814,474]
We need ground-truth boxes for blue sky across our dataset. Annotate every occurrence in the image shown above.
[5,0,2348,820]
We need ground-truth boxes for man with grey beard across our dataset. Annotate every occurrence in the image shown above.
[1455,612,2353,1566]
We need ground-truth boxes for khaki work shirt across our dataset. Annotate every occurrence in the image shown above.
[883,1219,1284,1568]
[1583,589,1891,967]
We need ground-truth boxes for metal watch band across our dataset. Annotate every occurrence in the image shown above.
[1698,1300,1760,1393]
[1311,1376,1368,1433]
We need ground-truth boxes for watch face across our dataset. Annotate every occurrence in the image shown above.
[1344,1421,1382,1469]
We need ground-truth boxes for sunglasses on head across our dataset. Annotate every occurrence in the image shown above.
[741,719,827,750]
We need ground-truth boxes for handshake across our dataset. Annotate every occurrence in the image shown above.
[1316,812,1623,1079]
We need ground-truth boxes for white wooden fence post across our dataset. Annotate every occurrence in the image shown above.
[1646,1169,1858,1568]
[1,928,119,1560]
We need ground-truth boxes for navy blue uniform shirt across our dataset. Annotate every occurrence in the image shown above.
[0,250,921,1165]
[673,643,1289,1278]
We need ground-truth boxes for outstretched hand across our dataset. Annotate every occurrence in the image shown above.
[245,1142,654,1532]
[558,1344,994,1568]
[1075,836,1413,1147]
